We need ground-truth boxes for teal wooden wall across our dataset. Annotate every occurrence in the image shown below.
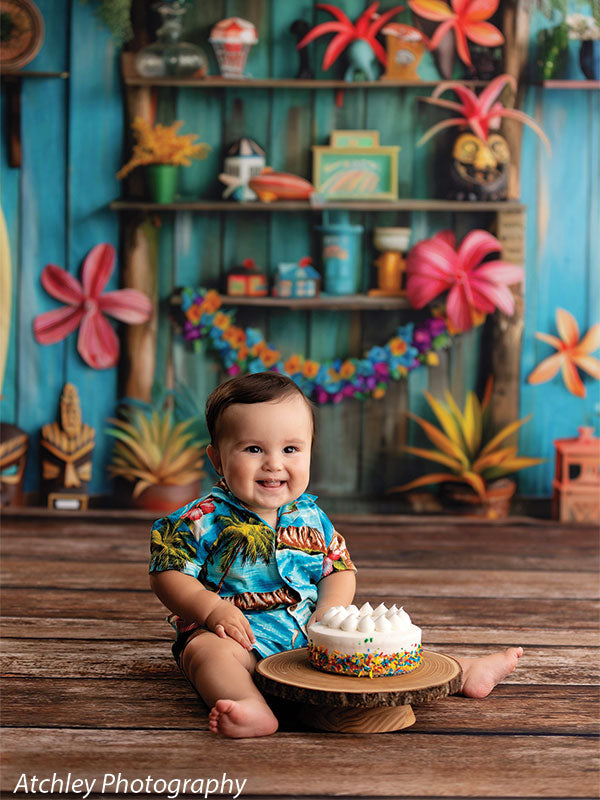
[1,1,597,500]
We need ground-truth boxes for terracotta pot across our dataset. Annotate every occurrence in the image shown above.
[440,478,516,520]
[128,480,203,513]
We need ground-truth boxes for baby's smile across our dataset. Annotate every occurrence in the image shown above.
[257,479,285,489]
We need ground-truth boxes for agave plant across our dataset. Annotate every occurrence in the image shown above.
[106,386,208,498]
[389,378,543,499]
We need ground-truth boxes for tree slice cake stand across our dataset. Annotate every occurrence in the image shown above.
[255,648,462,733]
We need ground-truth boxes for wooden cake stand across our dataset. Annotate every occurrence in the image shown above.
[255,648,462,733]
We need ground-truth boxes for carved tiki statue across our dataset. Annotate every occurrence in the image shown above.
[0,423,28,507]
[40,383,95,510]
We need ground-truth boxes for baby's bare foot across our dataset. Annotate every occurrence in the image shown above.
[459,647,523,699]
[208,698,279,738]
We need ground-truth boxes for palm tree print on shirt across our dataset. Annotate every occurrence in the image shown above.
[150,518,197,572]
[201,511,275,593]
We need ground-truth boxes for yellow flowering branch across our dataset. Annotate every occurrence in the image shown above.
[117,117,210,179]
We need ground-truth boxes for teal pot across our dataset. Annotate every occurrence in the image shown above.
[580,40,600,80]
[146,164,179,203]
[316,211,364,295]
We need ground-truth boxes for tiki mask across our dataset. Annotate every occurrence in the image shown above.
[0,423,28,507]
[40,383,95,510]
[449,132,510,201]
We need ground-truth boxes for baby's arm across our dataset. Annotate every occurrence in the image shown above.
[149,570,256,651]
[311,569,356,624]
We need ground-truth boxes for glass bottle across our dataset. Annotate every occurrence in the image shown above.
[135,2,208,78]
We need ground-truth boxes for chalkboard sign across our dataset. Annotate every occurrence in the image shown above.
[313,146,399,200]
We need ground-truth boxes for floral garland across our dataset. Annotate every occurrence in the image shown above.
[171,288,453,404]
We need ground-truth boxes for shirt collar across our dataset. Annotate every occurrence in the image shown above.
[211,479,317,521]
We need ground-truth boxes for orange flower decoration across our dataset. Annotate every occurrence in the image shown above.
[261,348,281,368]
[528,309,600,398]
[285,355,303,374]
[389,337,408,356]
[186,305,202,325]
[223,326,246,348]
[340,359,356,379]
[303,360,320,379]
[201,290,221,313]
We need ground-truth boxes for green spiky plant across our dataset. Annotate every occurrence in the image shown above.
[389,378,544,500]
[106,383,208,498]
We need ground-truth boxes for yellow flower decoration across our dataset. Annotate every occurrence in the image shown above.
[213,312,231,330]
[117,117,210,179]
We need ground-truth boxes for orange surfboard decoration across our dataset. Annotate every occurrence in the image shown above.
[249,168,314,202]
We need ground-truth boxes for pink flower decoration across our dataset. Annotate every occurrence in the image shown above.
[408,0,504,67]
[33,243,153,370]
[406,229,524,332]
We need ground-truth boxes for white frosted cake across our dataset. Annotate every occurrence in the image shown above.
[307,602,422,678]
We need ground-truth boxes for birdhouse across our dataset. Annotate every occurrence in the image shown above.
[220,137,266,201]
[552,427,600,523]
[226,258,268,297]
[272,257,320,299]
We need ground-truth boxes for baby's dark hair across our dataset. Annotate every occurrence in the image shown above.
[206,372,316,446]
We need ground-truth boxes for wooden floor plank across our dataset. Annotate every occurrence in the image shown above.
[1,679,597,736]
[3,560,598,599]
[4,617,597,646]
[2,639,598,684]
[2,519,598,573]
[1,729,597,798]
[2,588,597,629]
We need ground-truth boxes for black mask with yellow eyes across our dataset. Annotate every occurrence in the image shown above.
[448,131,510,201]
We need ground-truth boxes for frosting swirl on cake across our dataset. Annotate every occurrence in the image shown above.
[307,602,422,678]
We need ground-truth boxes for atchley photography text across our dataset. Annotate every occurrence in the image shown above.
[12,773,247,799]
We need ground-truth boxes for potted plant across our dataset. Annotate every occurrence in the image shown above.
[116,117,210,203]
[388,378,544,518]
[106,385,208,511]
[567,13,600,79]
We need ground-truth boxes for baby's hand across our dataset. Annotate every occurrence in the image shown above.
[205,599,256,651]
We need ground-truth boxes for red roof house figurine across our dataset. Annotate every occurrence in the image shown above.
[272,257,320,299]
[553,427,600,524]
[226,258,268,297]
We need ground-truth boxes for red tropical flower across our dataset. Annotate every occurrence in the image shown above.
[33,243,153,370]
[417,74,551,152]
[184,499,216,521]
[297,2,405,71]
[408,0,504,66]
[406,229,524,332]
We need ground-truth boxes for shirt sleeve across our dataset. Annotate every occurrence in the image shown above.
[149,501,205,577]
[317,506,356,578]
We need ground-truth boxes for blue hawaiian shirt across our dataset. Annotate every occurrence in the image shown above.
[149,480,355,657]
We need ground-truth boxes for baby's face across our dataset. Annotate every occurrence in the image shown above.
[207,394,313,528]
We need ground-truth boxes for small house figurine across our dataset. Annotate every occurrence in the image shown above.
[226,258,268,296]
[40,383,95,511]
[552,427,600,523]
[219,138,266,201]
[272,257,320,299]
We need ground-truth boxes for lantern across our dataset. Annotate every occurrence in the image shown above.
[552,427,600,523]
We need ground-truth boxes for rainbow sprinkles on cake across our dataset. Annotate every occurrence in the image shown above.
[307,602,423,678]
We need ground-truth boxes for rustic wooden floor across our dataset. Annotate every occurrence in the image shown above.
[1,508,599,799]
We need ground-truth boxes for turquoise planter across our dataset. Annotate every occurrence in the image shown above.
[146,164,178,203]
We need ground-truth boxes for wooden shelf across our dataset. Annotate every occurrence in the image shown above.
[121,55,485,89]
[0,70,69,79]
[538,79,600,89]
[219,294,410,310]
[111,198,524,213]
